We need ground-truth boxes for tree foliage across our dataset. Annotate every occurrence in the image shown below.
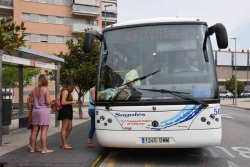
[1,17,39,87]
[46,29,100,118]
[0,17,26,54]
[224,75,245,96]
[2,65,40,87]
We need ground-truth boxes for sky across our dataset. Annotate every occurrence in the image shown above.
[116,0,250,52]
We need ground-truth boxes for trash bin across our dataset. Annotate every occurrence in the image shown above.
[2,92,12,126]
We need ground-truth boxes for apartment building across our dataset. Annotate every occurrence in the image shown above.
[0,0,117,103]
[102,0,117,28]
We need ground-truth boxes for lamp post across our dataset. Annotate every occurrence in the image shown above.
[230,38,237,106]
[104,3,113,28]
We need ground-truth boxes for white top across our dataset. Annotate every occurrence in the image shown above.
[106,17,206,29]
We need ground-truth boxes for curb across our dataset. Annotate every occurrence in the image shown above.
[90,148,112,167]
[221,104,250,110]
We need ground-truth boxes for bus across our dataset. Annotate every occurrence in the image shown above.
[83,18,228,148]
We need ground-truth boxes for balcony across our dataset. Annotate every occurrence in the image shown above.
[72,23,100,34]
[72,4,100,17]
[102,12,117,25]
[74,0,99,6]
[0,0,13,10]
[102,0,117,3]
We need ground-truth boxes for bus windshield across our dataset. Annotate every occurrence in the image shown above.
[97,24,218,102]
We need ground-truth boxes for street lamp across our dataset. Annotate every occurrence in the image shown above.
[104,3,113,28]
[230,38,237,106]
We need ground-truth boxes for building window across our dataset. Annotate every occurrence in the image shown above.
[22,13,30,21]
[56,17,64,24]
[24,34,31,41]
[55,0,63,5]
[39,0,47,3]
[90,20,98,25]
[40,35,48,42]
[39,15,48,23]
[0,14,7,19]
[56,36,64,43]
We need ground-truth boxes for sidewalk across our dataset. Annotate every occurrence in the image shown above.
[220,97,250,110]
[0,107,103,167]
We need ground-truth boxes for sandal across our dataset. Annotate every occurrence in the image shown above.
[86,143,98,148]
[41,149,53,154]
[60,144,71,148]
[30,147,42,153]
[61,146,73,150]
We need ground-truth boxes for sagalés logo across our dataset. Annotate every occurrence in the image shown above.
[115,112,146,118]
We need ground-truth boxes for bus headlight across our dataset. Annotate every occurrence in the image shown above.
[210,114,215,120]
[108,118,112,123]
[215,118,219,122]
[104,123,108,126]
[100,116,105,121]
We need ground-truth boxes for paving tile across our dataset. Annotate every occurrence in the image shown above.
[0,112,103,167]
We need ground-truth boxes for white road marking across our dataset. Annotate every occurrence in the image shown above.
[215,146,236,158]
[221,114,234,119]
[207,147,219,157]
[222,111,250,119]
[227,160,239,167]
[232,147,250,158]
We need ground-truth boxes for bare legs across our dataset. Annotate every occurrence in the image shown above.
[60,119,73,149]
[30,125,40,151]
[30,125,53,153]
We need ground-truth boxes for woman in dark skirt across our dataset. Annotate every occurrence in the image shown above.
[57,78,77,149]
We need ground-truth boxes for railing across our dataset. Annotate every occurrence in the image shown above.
[102,0,117,3]
[74,0,99,6]
[102,12,117,24]
[102,12,117,18]
[72,4,100,16]
[72,23,100,33]
[0,0,13,8]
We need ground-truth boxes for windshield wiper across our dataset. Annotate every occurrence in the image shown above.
[138,88,209,107]
[105,70,161,110]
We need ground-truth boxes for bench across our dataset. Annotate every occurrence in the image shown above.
[2,113,29,135]
[11,114,29,128]
[11,103,29,127]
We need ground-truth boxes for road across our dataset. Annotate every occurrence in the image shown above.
[99,106,250,167]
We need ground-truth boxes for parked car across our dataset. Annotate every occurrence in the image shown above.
[240,92,250,98]
[219,91,233,98]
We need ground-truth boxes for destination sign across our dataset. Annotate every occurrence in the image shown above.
[125,28,182,42]
[106,25,197,44]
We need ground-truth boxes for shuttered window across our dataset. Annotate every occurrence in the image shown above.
[56,36,64,43]
[40,35,48,42]
[22,13,30,21]
[39,15,48,23]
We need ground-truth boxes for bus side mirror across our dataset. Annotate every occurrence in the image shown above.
[209,23,228,49]
[83,30,102,53]
[83,33,94,53]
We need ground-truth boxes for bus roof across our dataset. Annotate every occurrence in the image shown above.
[106,17,206,29]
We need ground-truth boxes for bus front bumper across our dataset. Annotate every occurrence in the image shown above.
[96,128,222,148]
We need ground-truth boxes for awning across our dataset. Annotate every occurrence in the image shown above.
[2,47,64,70]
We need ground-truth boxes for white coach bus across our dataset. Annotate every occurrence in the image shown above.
[83,18,228,148]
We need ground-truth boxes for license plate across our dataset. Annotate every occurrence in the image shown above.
[141,137,169,144]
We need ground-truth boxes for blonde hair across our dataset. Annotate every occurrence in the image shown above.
[38,75,48,87]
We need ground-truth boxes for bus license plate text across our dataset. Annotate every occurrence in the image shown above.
[142,138,169,144]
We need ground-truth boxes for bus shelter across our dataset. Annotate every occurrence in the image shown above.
[0,47,64,145]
